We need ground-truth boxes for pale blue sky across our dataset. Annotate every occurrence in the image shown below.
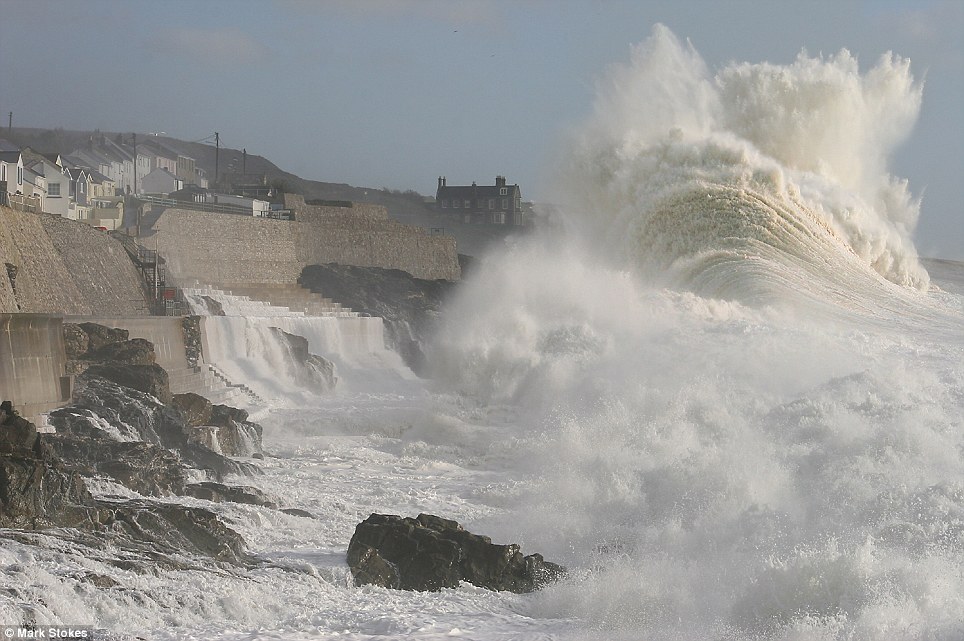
[1,0,961,259]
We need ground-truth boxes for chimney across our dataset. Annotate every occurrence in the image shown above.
[443,176,447,187]
[496,175,506,187]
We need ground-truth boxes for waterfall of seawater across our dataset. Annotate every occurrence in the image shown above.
[183,287,419,405]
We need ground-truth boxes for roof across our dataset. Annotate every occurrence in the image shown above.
[145,167,179,180]
[0,150,22,163]
[438,183,521,199]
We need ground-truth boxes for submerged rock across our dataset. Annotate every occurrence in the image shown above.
[347,513,566,593]
[184,481,277,508]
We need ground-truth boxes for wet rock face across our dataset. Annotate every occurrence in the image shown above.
[347,513,566,593]
[82,362,172,406]
[269,327,337,392]
[299,263,457,376]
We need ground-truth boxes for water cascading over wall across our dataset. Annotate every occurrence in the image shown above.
[188,289,418,404]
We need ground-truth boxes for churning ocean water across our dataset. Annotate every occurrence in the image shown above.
[2,25,963,641]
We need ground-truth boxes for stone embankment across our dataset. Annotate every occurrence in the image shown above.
[150,195,460,286]
[0,205,148,315]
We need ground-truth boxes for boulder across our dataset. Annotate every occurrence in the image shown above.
[347,513,566,593]
[0,452,92,529]
[84,338,156,366]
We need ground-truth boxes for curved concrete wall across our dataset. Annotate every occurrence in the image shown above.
[0,206,149,315]
[0,314,68,418]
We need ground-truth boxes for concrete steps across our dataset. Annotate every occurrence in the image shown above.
[167,365,257,408]
[189,282,359,318]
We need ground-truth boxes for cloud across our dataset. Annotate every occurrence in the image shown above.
[152,26,271,67]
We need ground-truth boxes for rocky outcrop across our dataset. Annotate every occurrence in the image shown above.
[0,406,91,529]
[269,327,336,392]
[299,263,456,375]
[2,401,247,565]
[347,513,566,593]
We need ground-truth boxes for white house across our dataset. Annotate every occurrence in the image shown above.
[141,167,183,195]
[23,154,70,217]
[0,150,24,205]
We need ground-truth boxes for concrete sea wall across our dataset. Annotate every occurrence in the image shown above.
[0,206,148,315]
[0,314,69,420]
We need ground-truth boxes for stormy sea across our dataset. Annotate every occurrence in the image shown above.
[2,25,963,641]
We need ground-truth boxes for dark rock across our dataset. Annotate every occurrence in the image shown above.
[84,338,156,366]
[281,508,314,518]
[299,264,456,376]
[350,545,400,589]
[1,406,39,455]
[173,392,213,427]
[184,482,277,508]
[78,322,128,351]
[82,362,172,405]
[88,499,249,564]
[347,513,566,593]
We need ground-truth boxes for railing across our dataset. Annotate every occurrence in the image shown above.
[5,193,42,213]
[138,194,292,219]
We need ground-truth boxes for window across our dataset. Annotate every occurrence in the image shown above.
[440,199,447,208]
[499,187,507,196]
[464,199,470,208]
[489,199,494,209]
[453,199,460,208]
[1,164,5,181]
[502,198,508,209]
[17,166,23,186]
[48,183,61,196]
[477,199,484,208]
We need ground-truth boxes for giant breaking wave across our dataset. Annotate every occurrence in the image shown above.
[561,24,928,307]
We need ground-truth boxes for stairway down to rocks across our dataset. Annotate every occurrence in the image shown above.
[198,282,359,318]
[166,364,262,408]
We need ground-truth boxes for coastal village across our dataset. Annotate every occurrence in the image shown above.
[0,127,563,606]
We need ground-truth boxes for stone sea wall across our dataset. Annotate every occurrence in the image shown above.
[152,201,460,285]
[0,206,148,315]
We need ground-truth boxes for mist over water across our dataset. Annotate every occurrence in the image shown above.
[432,25,964,640]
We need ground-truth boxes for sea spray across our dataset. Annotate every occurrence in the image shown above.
[432,24,964,640]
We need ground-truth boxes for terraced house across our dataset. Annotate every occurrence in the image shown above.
[435,175,526,226]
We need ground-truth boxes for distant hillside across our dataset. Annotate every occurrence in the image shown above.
[5,127,525,257]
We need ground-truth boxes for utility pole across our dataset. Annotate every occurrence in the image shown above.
[131,133,137,196]
[242,148,246,176]
[8,112,11,131]
[214,131,219,188]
